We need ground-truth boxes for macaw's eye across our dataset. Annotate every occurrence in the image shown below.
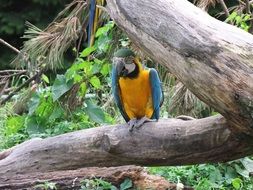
[125,56,134,64]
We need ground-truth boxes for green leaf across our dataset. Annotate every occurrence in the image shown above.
[95,21,114,37]
[85,100,105,123]
[243,14,251,21]
[80,46,97,57]
[79,82,87,97]
[209,168,222,183]
[227,12,237,22]
[91,64,102,75]
[90,76,101,89]
[5,116,25,136]
[232,178,242,190]
[195,178,212,190]
[35,95,54,118]
[52,75,73,101]
[42,74,49,84]
[235,164,249,178]
[28,92,41,115]
[49,105,64,121]
[96,35,111,52]
[25,116,45,135]
[95,26,109,37]
[94,58,103,65]
[235,16,242,25]
[241,157,253,172]
[240,22,250,31]
[120,178,133,190]
[224,166,237,183]
[73,74,83,83]
[100,63,111,76]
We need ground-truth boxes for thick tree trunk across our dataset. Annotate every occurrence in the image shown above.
[1,166,190,190]
[1,116,253,176]
[107,0,253,137]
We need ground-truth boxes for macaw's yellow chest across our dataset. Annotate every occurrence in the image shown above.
[119,70,154,119]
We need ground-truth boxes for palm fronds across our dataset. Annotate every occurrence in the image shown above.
[193,0,218,11]
[12,0,89,71]
[169,82,212,118]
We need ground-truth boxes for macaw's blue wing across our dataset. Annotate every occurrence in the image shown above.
[112,66,130,122]
[149,68,163,120]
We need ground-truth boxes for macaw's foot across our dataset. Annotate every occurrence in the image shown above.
[128,116,156,132]
[128,118,138,132]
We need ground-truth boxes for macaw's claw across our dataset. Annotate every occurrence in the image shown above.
[128,118,137,132]
[128,116,156,132]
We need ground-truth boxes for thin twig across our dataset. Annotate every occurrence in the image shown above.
[244,0,251,13]
[0,79,9,97]
[218,0,231,23]
[3,87,14,93]
[102,95,114,109]
[96,5,108,13]
[0,70,43,105]
[77,15,89,55]
[0,38,20,54]
[249,0,253,34]
[0,71,27,79]
[0,70,26,74]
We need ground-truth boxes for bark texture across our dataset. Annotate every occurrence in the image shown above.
[0,166,189,190]
[107,0,253,136]
[1,116,253,177]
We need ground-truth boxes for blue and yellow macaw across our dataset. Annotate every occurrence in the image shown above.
[112,48,163,131]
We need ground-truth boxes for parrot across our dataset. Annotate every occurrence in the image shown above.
[112,48,163,131]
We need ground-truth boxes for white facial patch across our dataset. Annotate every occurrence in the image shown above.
[125,62,136,73]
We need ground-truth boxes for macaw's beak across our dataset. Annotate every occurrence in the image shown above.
[115,60,128,77]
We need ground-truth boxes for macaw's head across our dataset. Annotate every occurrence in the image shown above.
[113,48,139,78]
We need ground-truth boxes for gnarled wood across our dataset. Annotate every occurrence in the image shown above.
[0,116,253,176]
[107,0,253,136]
[0,166,189,190]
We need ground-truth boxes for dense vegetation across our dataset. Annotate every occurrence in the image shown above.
[0,0,253,189]
[0,0,70,69]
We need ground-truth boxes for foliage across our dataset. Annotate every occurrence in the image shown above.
[12,0,89,71]
[0,20,116,150]
[193,0,253,34]
[34,178,133,190]
[0,0,70,69]
[149,158,253,189]
[166,81,212,118]
[34,181,57,190]
[80,178,133,190]
[225,12,251,32]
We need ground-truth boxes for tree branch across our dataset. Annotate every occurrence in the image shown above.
[244,0,251,13]
[0,115,253,176]
[0,38,20,54]
[218,0,230,18]
[107,0,253,136]
[0,70,42,105]
[0,165,193,190]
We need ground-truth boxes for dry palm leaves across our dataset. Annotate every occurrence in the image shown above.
[169,82,212,118]
[193,0,218,11]
[12,0,89,71]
